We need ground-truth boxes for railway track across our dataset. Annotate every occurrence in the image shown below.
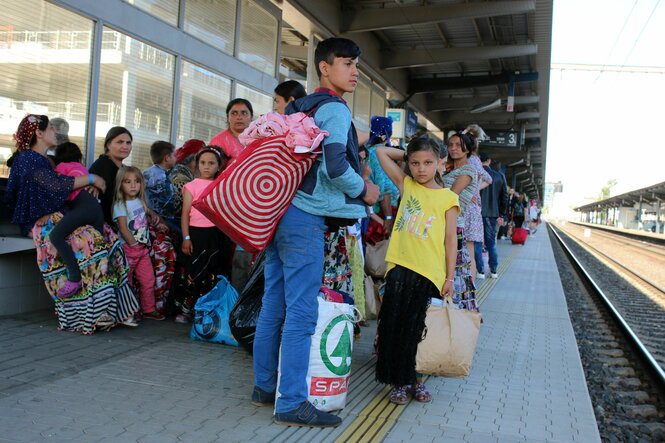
[569,222,665,261]
[552,222,665,368]
[548,223,665,442]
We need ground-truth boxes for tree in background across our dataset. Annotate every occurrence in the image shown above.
[599,179,617,200]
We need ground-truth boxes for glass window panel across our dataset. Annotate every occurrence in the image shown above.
[184,0,236,55]
[178,61,231,144]
[371,89,385,119]
[95,27,174,171]
[236,83,272,118]
[0,0,93,178]
[238,0,277,75]
[353,80,370,130]
[125,0,179,25]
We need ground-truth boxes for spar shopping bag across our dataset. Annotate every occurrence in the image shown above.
[307,298,356,411]
[275,297,356,412]
[190,276,239,346]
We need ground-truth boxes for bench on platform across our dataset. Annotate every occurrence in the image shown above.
[0,178,51,316]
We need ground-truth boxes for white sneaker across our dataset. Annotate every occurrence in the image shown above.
[121,317,139,327]
[476,273,485,280]
[490,272,498,279]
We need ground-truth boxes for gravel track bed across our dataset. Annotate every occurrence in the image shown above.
[552,225,665,367]
[549,227,665,442]
[558,223,665,291]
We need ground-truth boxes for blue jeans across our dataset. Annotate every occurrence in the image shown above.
[473,241,484,275]
[253,204,326,412]
[482,217,498,273]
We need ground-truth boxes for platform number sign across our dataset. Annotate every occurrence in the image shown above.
[483,130,520,149]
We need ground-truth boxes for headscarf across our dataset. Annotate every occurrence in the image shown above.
[13,114,47,152]
[175,139,206,164]
[368,116,393,146]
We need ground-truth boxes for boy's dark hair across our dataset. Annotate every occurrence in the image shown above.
[54,142,82,165]
[314,38,361,78]
[150,140,175,164]
[274,80,307,101]
[226,98,253,117]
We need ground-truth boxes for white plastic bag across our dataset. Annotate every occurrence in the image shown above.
[275,297,356,412]
[307,298,355,411]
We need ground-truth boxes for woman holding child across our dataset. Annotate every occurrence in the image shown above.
[5,115,139,333]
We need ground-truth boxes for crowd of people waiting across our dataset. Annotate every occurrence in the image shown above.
[4,36,541,428]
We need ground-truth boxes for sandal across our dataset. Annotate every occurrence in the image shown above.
[57,280,83,298]
[389,386,409,405]
[411,383,432,403]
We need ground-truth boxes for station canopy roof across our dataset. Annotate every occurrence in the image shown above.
[280,0,552,198]
[575,181,665,212]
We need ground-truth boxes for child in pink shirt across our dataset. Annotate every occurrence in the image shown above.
[176,146,233,323]
[52,142,106,297]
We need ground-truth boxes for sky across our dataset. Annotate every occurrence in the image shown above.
[546,0,665,208]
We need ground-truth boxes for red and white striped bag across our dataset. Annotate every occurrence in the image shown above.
[193,133,318,253]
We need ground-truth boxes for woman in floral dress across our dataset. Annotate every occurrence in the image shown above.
[443,131,480,312]
[5,115,139,333]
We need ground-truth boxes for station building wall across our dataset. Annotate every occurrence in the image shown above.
[0,0,388,178]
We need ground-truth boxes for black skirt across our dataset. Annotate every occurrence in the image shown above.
[375,265,440,387]
[188,226,233,290]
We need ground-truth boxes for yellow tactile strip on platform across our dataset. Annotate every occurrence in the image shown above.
[334,246,520,443]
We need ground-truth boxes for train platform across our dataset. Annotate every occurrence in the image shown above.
[0,226,600,443]
[568,220,665,244]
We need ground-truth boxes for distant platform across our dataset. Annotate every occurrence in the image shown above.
[567,220,665,243]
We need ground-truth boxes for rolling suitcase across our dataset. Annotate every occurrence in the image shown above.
[512,227,528,245]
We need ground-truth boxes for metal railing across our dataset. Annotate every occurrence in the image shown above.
[0,30,172,70]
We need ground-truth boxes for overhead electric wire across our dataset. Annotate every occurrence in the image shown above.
[593,0,638,82]
[619,0,662,69]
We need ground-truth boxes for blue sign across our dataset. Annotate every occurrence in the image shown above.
[387,111,401,122]
[406,109,418,138]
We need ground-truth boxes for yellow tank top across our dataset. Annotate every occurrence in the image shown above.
[385,176,459,291]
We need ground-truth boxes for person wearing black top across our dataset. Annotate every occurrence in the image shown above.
[89,127,133,224]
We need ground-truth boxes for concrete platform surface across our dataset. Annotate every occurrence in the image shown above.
[0,225,600,442]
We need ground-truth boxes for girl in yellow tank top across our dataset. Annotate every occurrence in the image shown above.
[374,137,459,405]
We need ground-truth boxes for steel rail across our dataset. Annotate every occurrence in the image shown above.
[569,221,665,247]
[558,225,665,295]
[559,222,665,258]
[548,223,665,392]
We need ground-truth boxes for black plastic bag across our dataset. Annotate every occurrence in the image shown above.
[229,251,266,354]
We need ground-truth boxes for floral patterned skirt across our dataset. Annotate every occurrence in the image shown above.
[346,234,365,318]
[322,229,353,294]
[33,213,140,334]
[464,202,484,242]
[452,227,479,312]
[148,225,176,313]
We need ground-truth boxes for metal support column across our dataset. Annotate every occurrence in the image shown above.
[85,19,104,166]
[657,199,662,234]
